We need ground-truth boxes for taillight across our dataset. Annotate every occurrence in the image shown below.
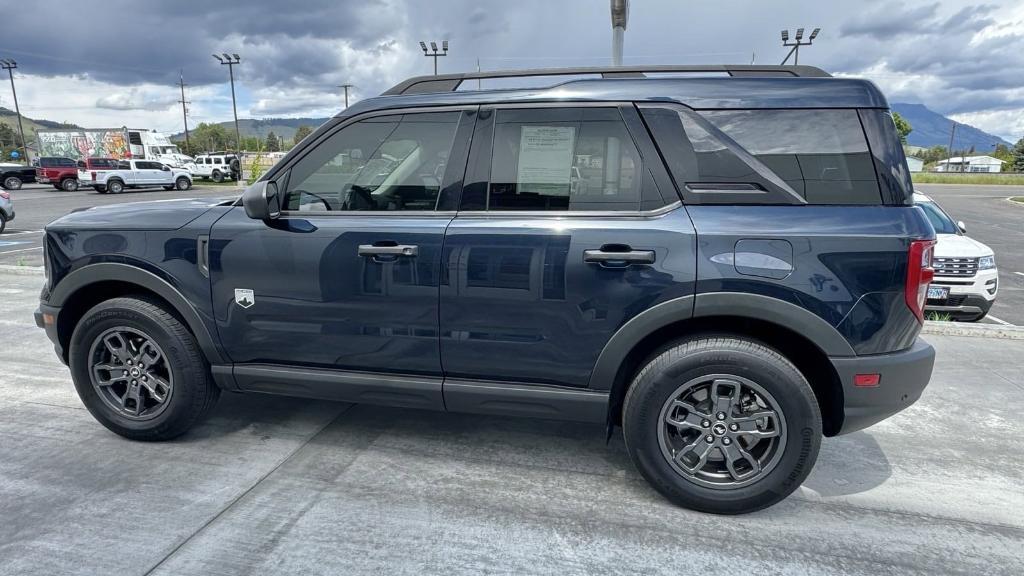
[905,239,936,323]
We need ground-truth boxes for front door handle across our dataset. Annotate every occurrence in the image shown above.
[584,247,655,266]
[358,244,419,257]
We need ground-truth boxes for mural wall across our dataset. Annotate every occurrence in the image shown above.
[38,130,129,161]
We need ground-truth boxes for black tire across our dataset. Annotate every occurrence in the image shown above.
[163,185,175,191]
[107,179,124,194]
[2,175,22,190]
[622,336,821,514]
[68,296,220,441]
[54,184,63,190]
[0,212,6,234]
[95,186,107,194]
[175,176,191,191]
[212,170,224,183]
[61,178,79,191]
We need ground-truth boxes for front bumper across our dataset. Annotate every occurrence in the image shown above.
[34,304,65,363]
[830,339,935,434]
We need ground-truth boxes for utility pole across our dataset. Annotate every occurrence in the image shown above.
[419,40,448,75]
[946,121,958,172]
[780,28,820,65]
[0,59,28,163]
[337,84,353,108]
[178,70,191,153]
[213,53,242,151]
[610,0,629,66]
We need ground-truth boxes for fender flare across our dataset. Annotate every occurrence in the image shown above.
[49,263,225,364]
[587,292,855,392]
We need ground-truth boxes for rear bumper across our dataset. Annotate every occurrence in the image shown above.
[830,339,935,434]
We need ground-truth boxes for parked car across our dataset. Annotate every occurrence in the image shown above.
[77,157,124,191]
[81,159,192,193]
[192,153,240,182]
[34,65,936,515]
[0,189,13,233]
[35,156,81,191]
[0,162,36,190]
[915,192,997,321]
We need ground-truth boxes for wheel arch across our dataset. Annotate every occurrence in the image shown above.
[592,293,849,437]
[49,263,225,366]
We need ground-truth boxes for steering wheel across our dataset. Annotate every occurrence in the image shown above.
[342,184,376,210]
[295,190,332,211]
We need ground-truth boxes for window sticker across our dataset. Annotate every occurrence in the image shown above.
[516,126,576,195]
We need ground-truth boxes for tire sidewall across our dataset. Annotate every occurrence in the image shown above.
[176,177,191,190]
[624,342,821,513]
[108,180,124,193]
[62,178,79,191]
[4,176,22,190]
[69,301,206,437]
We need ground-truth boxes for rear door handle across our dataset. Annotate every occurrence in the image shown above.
[358,244,419,257]
[584,248,656,266]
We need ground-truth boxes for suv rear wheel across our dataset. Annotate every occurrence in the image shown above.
[68,296,220,441]
[212,170,224,183]
[61,178,79,191]
[622,336,821,514]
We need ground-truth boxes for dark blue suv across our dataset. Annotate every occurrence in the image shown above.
[35,65,936,514]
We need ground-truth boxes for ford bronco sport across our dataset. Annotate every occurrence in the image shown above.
[35,65,936,514]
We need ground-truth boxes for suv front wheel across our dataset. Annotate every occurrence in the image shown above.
[68,296,220,440]
[623,336,821,514]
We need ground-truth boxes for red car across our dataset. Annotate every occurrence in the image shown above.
[35,157,79,191]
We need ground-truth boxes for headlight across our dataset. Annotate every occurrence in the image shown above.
[978,255,996,270]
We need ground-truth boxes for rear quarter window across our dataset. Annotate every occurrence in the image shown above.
[642,106,883,205]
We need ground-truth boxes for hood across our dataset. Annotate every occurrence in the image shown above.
[935,233,993,258]
[46,197,235,231]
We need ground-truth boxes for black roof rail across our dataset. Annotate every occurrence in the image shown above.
[383,64,832,95]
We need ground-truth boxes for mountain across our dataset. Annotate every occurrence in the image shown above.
[891,103,1011,151]
[170,117,331,143]
[0,106,81,137]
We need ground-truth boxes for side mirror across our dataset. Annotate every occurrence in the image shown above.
[77,161,86,169]
[242,180,281,221]
[161,165,171,171]
[957,220,967,234]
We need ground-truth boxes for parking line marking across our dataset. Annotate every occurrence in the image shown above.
[0,246,42,255]
[985,315,1013,326]
[0,230,43,236]
[1015,272,1024,277]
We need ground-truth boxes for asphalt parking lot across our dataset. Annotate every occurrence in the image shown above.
[1,270,1023,575]
[0,183,237,267]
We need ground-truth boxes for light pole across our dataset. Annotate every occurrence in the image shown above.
[419,40,448,75]
[337,84,354,108]
[178,71,191,154]
[213,53,242,151]
[0,59,28,163]
[780,28,820,65]
[610,0,629,66]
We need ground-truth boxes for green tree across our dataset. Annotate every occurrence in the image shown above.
[892,112,912,144]
[293,124,314,146]
[1012,138,1024,173]
[190,122,230,152]
[264,131,280,152]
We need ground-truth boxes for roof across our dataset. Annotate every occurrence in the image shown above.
[337,65,888,118]
[937,155,1004,164]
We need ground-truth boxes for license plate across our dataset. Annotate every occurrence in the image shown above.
[927,286,949,300]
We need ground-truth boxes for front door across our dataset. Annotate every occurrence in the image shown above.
[209,108,474,377]
[440,105,696,388]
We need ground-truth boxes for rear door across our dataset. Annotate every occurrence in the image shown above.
[440,105,696,388]
[209,107,476,377]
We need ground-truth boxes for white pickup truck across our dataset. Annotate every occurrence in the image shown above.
[79,159,193,194]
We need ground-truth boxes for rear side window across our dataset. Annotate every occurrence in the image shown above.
[643,106,882,205]
[480,107,644,211]
[90,159,117,169]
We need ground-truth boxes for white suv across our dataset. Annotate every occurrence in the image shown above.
[915,192,998,321]
[192,153,240,182]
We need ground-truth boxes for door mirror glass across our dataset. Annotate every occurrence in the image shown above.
[242,180,281,220]
[957,220,967,234]
[161,165,171,171]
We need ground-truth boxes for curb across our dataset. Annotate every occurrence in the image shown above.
[922,321,1024,340]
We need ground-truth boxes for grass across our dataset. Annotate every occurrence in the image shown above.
[193,178,244,187]
[912,172,1024,185]
[925,311,953,322]
[1011,197,1024,204]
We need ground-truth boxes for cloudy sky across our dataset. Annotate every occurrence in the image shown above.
[0,0,1022,141]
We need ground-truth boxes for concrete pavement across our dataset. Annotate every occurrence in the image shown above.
[1,271,1023,575]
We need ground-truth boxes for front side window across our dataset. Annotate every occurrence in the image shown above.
[917,200,958,234]
[284,111,460,212]
[482,107,642,211]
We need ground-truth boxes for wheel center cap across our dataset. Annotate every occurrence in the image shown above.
[130,367,141,378]
[712,423,728,436]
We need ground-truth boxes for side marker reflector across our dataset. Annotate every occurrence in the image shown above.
[854,373,880,387]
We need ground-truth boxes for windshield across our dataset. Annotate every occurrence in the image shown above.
[918,200,959,235]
